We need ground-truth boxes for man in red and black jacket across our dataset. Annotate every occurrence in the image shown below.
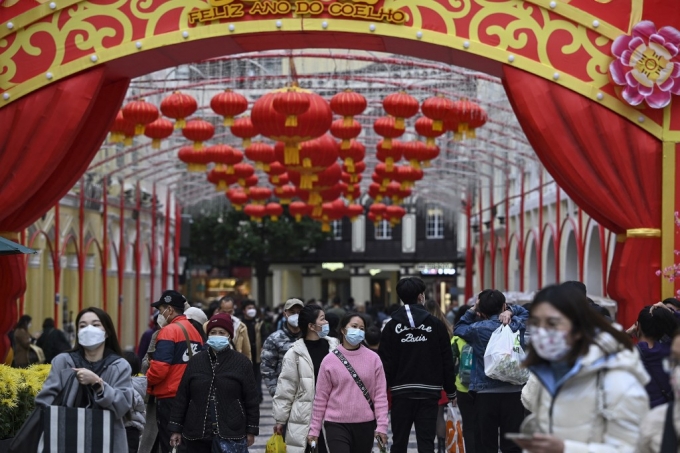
[147,290,204,453]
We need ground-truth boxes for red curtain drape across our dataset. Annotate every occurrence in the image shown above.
[502,66,662,327]
[0,67,129,361]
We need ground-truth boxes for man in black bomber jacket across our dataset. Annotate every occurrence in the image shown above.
[379,277,457,453]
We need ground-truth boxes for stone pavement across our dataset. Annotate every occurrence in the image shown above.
[249,384,421,453]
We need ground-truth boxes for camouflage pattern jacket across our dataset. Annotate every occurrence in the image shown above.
[260,322,300,397]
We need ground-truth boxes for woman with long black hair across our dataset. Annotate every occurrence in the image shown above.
[35,307,134,451]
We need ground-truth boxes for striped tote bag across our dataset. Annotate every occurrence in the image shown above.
[38,405,114,453]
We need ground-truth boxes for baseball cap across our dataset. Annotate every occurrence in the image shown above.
[151,290,187,310]
[284,298,304,311]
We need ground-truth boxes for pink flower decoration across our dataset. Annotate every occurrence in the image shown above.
[609,21,680,109]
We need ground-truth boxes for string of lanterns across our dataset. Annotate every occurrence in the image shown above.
[109,86,487,231]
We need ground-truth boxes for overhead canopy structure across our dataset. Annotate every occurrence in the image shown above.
[86,50,537,214]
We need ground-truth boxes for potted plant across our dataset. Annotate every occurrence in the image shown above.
[0,364,50,452]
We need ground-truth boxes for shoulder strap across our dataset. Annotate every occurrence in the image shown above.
[661,403,679,453]
[332,349,374,412]
[176,322,194,358]
[404,305,417,329]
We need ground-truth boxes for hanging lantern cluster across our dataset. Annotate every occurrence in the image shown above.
[252,84,332,165]
[443,99,488,140]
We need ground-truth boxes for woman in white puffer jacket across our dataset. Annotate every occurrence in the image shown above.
[516,284,650,453]
[272,304,339,453]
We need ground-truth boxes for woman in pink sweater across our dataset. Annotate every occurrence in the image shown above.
[307,313,389,453]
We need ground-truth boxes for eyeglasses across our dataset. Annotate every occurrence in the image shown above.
[662,358,680,373]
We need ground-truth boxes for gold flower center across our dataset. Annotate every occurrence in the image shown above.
[635,47,668,82]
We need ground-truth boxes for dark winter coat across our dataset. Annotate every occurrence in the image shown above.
[638,340,673,407]
[168,347,260,441]
[379,303,457,399]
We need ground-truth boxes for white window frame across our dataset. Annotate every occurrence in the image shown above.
[426,208,445,239]
[331,220,342,241]
[375,220,392,240]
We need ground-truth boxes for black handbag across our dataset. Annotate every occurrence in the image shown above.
[8,372,75,453]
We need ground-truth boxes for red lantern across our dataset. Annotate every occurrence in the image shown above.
[249,186,273,205]
[245,142,276,171]
[178,145,212,172]
[281,136,339,190]
[265,161,287,184]
[343,183,361,202]
[330,90,367,126]
[266,202,284,221]
[341,172,362,185]
[226,188,249,211]
[210,89,248,126]
[337,139,365,173]
[330,118,362,150]
[122,99,159,135]
[319,199,346,231]
[110,110,136,144]
[384,181,402,201]
[343,161,366,183]
[386,205,406,226]
[272,87,311,127]
[415,117,445,147]
[403,140,426,169]
[274,184,297,204]
[421,95,454,132]
[368,183,383,202]
[231,116,259,148]
[393,165,424,189]
[160,91,197,129]
[447,99,488,139]
[233,163,255,186]
[346,203,364,221]
[376,139,404,172]
[382,91,419,130]
[207,144,243,173]
[422,144,440,167]
[369,203,387,222]
[182,119,215,150]
[252,89,332,165]
[367,211,378,226]
[270,172,290,187]
[207,168,237,191]
[373,116,404,149]
[244,204,267,222]
[144,118,174,149]
[289,201,312,222]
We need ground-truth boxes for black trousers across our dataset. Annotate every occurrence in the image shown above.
[253,361,263,401]
[390,397,439,453]
[184,437,212,453]
[125,427,141,453]
[324,420,376,453]
[156,398,187,453]
[473,391,524,453]
[456,391,480,453]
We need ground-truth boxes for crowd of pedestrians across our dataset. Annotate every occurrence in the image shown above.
[10,277,680,452]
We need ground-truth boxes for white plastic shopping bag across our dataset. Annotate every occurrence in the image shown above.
[444,402,465,453]
[483,325,529,385]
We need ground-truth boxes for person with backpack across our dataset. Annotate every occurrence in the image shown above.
[123,351,147,453]
[453,289,528,453]
[379,278,457,453]
[450,305,479,452]
[146,290,205,453]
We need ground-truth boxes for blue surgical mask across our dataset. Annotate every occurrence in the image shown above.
[207,335,231,352]
[345,328,365,346]
[317,324,330,338]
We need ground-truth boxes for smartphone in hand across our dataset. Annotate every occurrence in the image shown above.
[376,435,387,453]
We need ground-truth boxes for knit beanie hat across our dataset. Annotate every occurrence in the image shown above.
[206,313,234,338]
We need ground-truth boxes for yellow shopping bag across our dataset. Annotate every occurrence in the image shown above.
[265,433,286,453]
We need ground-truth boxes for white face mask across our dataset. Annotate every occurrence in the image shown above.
[246,308,257,318]
[78,325,106,350]
[530,327,570,361]
[157,308,170,328]
[287,313,299,327]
